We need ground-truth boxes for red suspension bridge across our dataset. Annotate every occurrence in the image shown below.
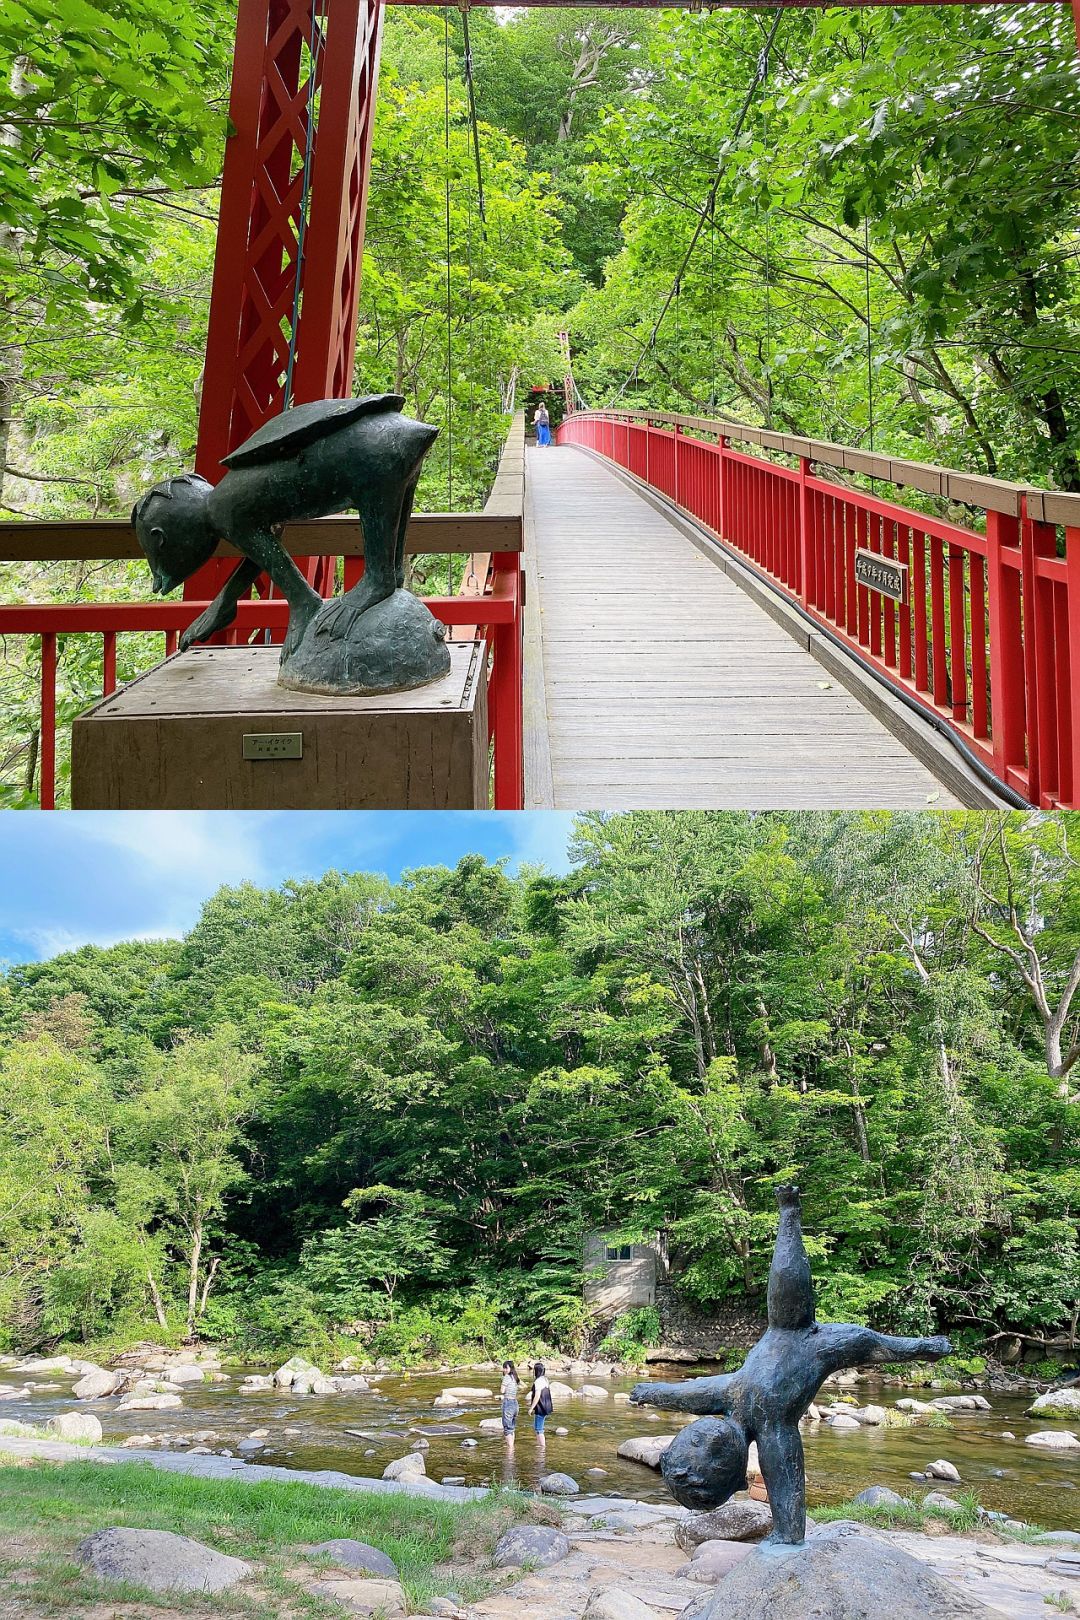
[2,0,1079,810]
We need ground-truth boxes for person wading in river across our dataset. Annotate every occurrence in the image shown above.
[501,1361,520,1439]
[528,1361,553,1437]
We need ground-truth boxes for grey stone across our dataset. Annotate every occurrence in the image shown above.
[1028,1389,1080,1420]
[166,1365,205,1385]
[681,1522,995,1617]
[617,1435,676,1469]
[382,1453,426,1481]
[76,1528,250,1594]
[440,1475,466,1486]
[1035,1531,1080,1546]
[675,1499,773,1549]
[925,1458,961,1482]
[493,1525,571,1569]
[583,1589,661,1619]
[1046,1553,1080,1580]
[852,1486,905,1508]
[45,1412,101,1443]
[687,1540,756,1583]
[72,1367,123,1401]
[540,1471,581,1495]
[1026,1429,1080,1449]
[300,1540,398,1578]
[305,1577,406,1615]
[923,1491,964,1512]
[117,1392,182,1412]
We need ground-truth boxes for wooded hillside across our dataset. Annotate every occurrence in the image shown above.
[0,811,1076,1363]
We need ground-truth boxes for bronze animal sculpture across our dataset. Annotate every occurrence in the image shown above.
[131,396,450,696]
[630,1185,952,1544]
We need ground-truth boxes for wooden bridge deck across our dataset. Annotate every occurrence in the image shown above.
[524,446,964,809]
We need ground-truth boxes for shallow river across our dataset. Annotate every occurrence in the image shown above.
[7,1365,1078,1530]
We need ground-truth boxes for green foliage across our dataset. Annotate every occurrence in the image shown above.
[597,1305,662,1364]
[0,813,1077,1359]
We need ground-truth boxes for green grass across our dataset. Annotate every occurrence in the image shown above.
[0,1458,547,1615]
[814,1488,1047,1542]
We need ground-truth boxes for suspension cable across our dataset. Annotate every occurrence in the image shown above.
[460,5,487,237]
[444,8,454,509]
[611,7,784,404]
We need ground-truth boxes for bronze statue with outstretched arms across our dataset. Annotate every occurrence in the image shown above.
[630,1186,951,1544]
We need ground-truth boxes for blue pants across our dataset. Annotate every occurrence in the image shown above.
[536,423,551,446]
[534,1411,547,1433]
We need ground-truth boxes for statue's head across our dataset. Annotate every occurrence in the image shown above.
[660,1416,749,1512]
[131,474,216,594]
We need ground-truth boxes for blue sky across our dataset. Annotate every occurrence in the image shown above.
[0,812,576,966]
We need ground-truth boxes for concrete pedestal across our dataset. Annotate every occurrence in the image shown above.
[71,642,488,809]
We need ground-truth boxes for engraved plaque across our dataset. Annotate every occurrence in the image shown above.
[243,732,303,760]
[854,548,908,605]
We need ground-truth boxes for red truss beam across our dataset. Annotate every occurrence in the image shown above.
[189,0,383,601]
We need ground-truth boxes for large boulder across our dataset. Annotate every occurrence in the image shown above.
[305,1577,405,1615]
[675,1500,773,1550]
[677,1522,995,1619]
[76,1528,250,1594]
[45,1411,102,1444]
[493,1525,570,1569]
[895,1399,936,1416]
[925,1458,961,1482]
[583,1590,660,1619]
[859,1405,888,1426]
[117,1393,182,1412]
[274,1355,329,1391]
[618,1435,675,1469]
[1025,1429,1080,1449]
[300,1540,398,1578]
[1028,1389,1080,1420]
[548,1380,577,1401]
[333,1375,371,1393]
[166,1365,205,1385]
[581,1384,610,1400]
[439,1387,493,1402]
[72,1367,123,1401]
[383,1453,426,1481]
[686,1540,756,1584]
[853,1486,905,1509]
[539,1471,580,1496]
[923,1492,964,1513]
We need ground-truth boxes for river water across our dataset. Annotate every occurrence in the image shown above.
[5,1364,1078,1530]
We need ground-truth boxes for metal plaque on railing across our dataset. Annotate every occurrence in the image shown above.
[854,548,908,606]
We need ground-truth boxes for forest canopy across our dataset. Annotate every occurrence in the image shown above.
[0,810,1076,1365]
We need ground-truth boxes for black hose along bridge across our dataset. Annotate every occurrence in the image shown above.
[2,0,1079,811]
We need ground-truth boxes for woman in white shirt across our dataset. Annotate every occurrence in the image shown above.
[527,1361,552,1436]
[500,1361,520,1435]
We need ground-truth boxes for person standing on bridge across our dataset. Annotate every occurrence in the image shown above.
[534,401,551,447]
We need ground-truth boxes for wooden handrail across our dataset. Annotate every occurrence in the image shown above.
[577,408,1068,523]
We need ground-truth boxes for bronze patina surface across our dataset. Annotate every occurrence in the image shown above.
[132,396,450,696]
[631,1186,952,1544]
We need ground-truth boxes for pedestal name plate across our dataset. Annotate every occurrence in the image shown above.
[71,642,488,810]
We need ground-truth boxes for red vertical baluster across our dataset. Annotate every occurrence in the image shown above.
[103,631,117,696]
[491,555,523,810]
[912,530,929,691]
[797,458,811,605]
[948,545,968,723]
[930,536,948,706]
[1068,524,1080,808]
[165,630,179,657]
[986,509,1026,791]
[856,507,870,647]
[1055,575,1073,807]
[882,522,896,666]
[898,528,912,681]
[844,502,857,635]
[970,553,988,740]
[1023,508,1056,806]
[39,631,57,810]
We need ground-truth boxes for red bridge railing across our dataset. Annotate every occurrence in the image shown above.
[0,416,525,810]
[558,409,1080,811]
